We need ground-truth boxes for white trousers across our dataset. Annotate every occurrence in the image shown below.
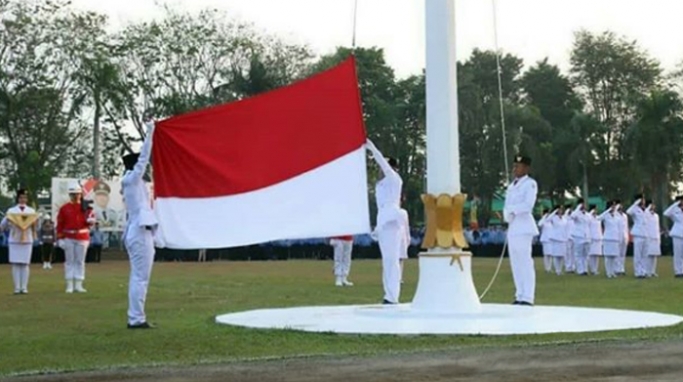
[573,241,589,274]
[604,256,617,277]
[63,239,88,281]
[331,240,353,278]
[588,255,600,275]
[673,237,683,276]
[543,255,552,273]
[11,264,29,292]
[378,222,401,304]
[617,241,628,273]
[565,241,575,272]
[508,234,535,304]
[632,237,648,277]
[125,228,155,325]
[647,256,658,276]
[552,257,564,275]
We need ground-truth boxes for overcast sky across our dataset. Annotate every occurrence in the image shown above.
[70,0,682,78]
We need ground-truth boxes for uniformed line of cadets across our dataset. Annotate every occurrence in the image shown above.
[537,195,683,279]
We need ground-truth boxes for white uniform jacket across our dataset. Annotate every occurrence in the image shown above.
[503,175,539,237]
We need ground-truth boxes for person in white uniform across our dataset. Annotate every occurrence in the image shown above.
[366,139,403,305]
[537,209,553,273]
[570,199,591,276]
[598,201,622,278]
[122,120,158,329]
[645,201,661,277]
[614,200,629,276]
[564,204,575,273]
[1,189,37,294]
[503,155,538,306]
[587,205,603,275]
[663,196,683,278]
[626,196,648,278]
[548,206,567,275]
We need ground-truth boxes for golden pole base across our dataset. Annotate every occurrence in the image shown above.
[420,193,469,250]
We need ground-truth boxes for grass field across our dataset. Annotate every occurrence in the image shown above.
[1,256,682,378]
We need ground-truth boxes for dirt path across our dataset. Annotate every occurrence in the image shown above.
[5,340,683,382]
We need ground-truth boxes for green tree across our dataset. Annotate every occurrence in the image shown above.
[570,30,661,199]
[0,0,97,198]
[626,89,683,207]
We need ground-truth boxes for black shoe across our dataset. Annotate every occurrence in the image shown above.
[512,300,521,305]
[675,274,683,278]
[382,299,397,305]
[127,322,155,329]
[517,301,534,306]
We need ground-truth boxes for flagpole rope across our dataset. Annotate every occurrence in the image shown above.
[351,0,359,48]
[478,0,510,301]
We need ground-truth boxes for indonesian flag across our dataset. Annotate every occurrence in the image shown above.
[152,57,370,249]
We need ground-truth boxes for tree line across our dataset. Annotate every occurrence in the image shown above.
[1,0,682,226]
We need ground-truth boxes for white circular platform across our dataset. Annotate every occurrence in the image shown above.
[215,304,683,335]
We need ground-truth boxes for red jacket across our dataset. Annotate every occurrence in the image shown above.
[57,202,94,241]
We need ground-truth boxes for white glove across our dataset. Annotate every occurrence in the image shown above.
[370,230,379,241]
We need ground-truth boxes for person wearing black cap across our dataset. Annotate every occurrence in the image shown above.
[0,189,38,294]
[626,195,648,278]
[537,208,553,273]
[570,198,591,276]
[645,201,661,277]
[613,199,629,276]
[503,155,538,306]
[563,204,576,273]
[122,119,158,329]
[587,204,603,275]
[365,139,403,305]
[663,196,683,277]
[598,201,623,278]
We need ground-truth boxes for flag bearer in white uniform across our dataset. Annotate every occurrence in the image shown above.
[587,205,603,275]
[122,120,158,329]
[599,201,622,278]
[570,199,591,276]
[645,201,661,277]
[1,189,38,294]
[564,204,575,273]
[366,139,403,305]
[503,155,538,306]
[664,196,683,278]
[538,209,553,273]
[548,206,567,275]
[627,196,648,278]
[614,200,629,275]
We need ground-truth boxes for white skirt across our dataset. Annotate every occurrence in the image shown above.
[602,240,620,257]
[542,242,552,256]
[9,243,32,264]
[550,241,566,257]
[589,240,603,256]
[648,239,661,256]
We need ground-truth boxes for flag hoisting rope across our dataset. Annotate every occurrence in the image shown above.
[351,0,359,48]
[479,0,512,301]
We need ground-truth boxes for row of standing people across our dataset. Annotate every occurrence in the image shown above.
[537,196,683,279]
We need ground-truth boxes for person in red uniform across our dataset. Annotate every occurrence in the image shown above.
[329,235,354,286]
[56,183,95,293]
